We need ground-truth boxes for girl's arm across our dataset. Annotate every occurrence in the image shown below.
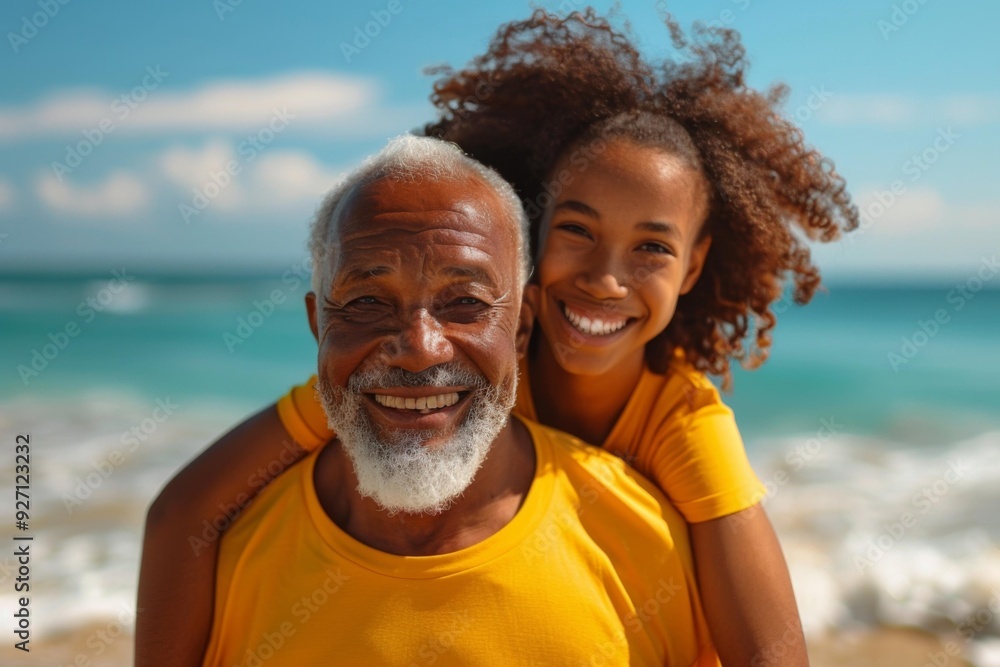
[691,505,809,667]
[136,398,321,667]
[642,371,808,666]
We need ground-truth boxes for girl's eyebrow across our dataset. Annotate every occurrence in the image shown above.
[635,220,681,239]
[553,199,601,219]
[555,200,681,239]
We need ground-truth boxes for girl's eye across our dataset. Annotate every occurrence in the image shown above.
[638,242,673,255]
[557,223,591,238]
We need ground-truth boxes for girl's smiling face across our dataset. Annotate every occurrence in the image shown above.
[532,137,711,377]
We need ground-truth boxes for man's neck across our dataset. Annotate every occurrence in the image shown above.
[313,418,536,556]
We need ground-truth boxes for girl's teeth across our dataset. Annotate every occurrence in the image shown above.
[562,304,627,336]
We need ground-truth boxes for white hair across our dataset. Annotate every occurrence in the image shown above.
[309,134,531,295]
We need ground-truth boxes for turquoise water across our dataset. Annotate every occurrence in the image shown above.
[2,271,998,445]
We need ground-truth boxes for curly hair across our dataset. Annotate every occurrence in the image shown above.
[423,8,858,385]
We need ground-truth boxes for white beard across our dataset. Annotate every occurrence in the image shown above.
[317,363,515,515]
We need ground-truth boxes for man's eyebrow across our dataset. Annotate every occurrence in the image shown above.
[442,265,497,286]
[636,220,682,239]
[340,265,394,283]
[553,200,601,219]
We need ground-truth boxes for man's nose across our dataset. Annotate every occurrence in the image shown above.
[574,249,629,300]
[383,309,454,373]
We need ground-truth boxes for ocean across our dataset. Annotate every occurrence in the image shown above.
[1,270,999,665]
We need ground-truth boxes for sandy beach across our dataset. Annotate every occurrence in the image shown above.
[0,626,974,666]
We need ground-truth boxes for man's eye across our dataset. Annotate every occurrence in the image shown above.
[452,297,483,306]
[349,296,380,306]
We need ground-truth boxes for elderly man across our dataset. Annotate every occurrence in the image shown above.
[199,135,718,666]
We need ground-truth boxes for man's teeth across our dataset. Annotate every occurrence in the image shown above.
[373,392,461,413]
[562,304,628,336]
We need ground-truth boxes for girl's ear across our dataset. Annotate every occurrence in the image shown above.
[680,235,712,295]
[516,283,540,359]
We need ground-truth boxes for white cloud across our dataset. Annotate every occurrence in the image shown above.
[248,152,345,205]
[158,140,244,210]
[817,94,1000,127]
[854,186,947,233]
[953,201,1000,230]
[35,171,149,218]
[0,179,14,212]
[818,94,918,126]
[833,185,1000,278]
[813,191,1000,280]
[158,141,345,217]
[0,71,387,140]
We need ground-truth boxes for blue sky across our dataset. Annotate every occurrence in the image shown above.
[0,0,997,282]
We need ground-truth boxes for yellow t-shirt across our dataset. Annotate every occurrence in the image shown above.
[202,417,720,667]
[277,355,764,523]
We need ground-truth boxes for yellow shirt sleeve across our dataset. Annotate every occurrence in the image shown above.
[516,355,765,524]
[630,362,766,524]
[275,375,335,452]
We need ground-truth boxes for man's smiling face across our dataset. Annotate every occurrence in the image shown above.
[307,173,523,513]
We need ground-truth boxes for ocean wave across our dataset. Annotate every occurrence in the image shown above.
[753,431,1000,663]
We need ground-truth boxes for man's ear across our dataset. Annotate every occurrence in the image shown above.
[680,235,712,295]
[305,292,320,343]
[515,283,539,359]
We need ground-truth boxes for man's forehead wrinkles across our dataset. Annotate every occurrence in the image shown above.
[339,226,493,248]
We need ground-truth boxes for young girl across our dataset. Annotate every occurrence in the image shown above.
[137,10,856,666]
